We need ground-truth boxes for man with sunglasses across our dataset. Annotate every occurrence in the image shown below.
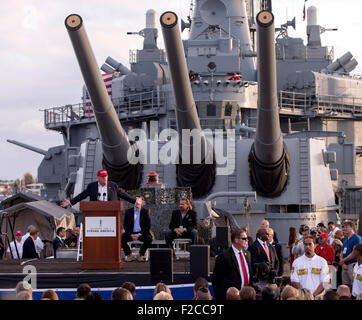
[212,228,252,300]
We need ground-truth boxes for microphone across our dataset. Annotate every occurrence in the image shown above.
[103,193,106,201]
[97,193,101,201]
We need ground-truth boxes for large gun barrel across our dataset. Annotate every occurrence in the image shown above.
[248,11,289,197]
[7,139,47,155]
[160,11,215,198]
[65,14,141,189]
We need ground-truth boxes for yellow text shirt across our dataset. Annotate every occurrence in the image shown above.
[291,254,330,294]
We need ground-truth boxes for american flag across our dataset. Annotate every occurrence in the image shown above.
[83,72,113,118]
[303,0,308,21]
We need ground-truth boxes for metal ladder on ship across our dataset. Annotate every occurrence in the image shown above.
[76,223,83,261]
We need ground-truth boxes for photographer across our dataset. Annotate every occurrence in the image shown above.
[253,262,278,287]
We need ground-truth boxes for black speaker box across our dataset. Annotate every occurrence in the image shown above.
[216,226,230,248]
[190,245,210,278]
[149,248,173,282]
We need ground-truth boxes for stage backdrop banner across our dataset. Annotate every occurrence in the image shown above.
[85,216,117,237]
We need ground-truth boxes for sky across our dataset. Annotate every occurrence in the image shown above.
[0,0,361,181]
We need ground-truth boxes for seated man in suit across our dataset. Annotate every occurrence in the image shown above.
[122,196,152,262]
[64,228,77,248]
[248,228,279,282]
[60,169,136,207]
[212,228,252,300]
[53,227,67,258]
[165,198,198,252]
[22,227,40,259]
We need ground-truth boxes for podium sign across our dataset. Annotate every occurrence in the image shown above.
[80,201,123,269]
[85,217,117,237]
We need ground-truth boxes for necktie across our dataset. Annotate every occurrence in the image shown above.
[263,242,270,261]
[238,251,249,287]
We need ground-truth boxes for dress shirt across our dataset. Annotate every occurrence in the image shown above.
[232,245,249,289]
[257,238,270,260]
[98,183,108,201]
[133,208,141,233]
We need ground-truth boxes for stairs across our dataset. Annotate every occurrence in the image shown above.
[83,140,97,188]
[299,138,311,203]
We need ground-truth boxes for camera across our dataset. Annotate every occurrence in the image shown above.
[254,262,277,284]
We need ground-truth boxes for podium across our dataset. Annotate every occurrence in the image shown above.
[80,201,123,269]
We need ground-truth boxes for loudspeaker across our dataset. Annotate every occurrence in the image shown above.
[216,226,230,248]
[149,248,173,282]
[190,245,210,278]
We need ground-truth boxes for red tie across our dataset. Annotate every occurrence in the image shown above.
[263,242,270,261]
[239,251,249,287]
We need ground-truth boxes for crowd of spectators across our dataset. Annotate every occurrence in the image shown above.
[1,224,80,260]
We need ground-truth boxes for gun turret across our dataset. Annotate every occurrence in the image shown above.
[160,11,215,198]
[248,11,289,197]
[65,14,142,189]
[7,140,47,155]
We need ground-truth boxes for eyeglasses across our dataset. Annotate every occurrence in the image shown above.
[238,237,248,240]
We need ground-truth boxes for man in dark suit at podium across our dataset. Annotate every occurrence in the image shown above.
[165,198,198,252]
[60,169,136,207]
[122,196,152,262]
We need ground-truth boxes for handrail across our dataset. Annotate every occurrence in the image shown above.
[279,90,362,116]
[43,90,165,127]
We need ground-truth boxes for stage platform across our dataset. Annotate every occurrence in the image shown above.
[0,257,215,289]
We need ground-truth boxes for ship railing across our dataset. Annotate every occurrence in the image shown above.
[315,94,362,115]
[168,118,228,131]
[129,49,166,64]
[279,90,362,116]
[279,91,309,113]
[43,90,165,128]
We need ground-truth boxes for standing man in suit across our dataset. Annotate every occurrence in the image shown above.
[60,169,136,207]
[212,228,252,300]
[248,228,279,281]
[268,228,284,276]
[122,196,152,262]
[22,227,40,259]
[165,198,198,251]
[53,227,67,258]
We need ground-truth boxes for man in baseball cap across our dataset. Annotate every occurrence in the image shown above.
[316,233,334,264]
[60,168,136,207]
[7,230,23,259]
[97,169,108,177]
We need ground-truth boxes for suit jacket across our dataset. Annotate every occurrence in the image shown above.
[53,237,67,257]
[123,207,151,237]
[70,181,136,205]
[248,239,279,276]
[22,237,39,259]
[169,209,197,233]
[211,247,252,300]
[272,241,284,276]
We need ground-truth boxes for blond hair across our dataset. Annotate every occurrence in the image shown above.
[180,197,192,210]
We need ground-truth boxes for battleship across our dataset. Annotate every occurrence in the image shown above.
[5,0,362,244]
[1,0,362,299]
